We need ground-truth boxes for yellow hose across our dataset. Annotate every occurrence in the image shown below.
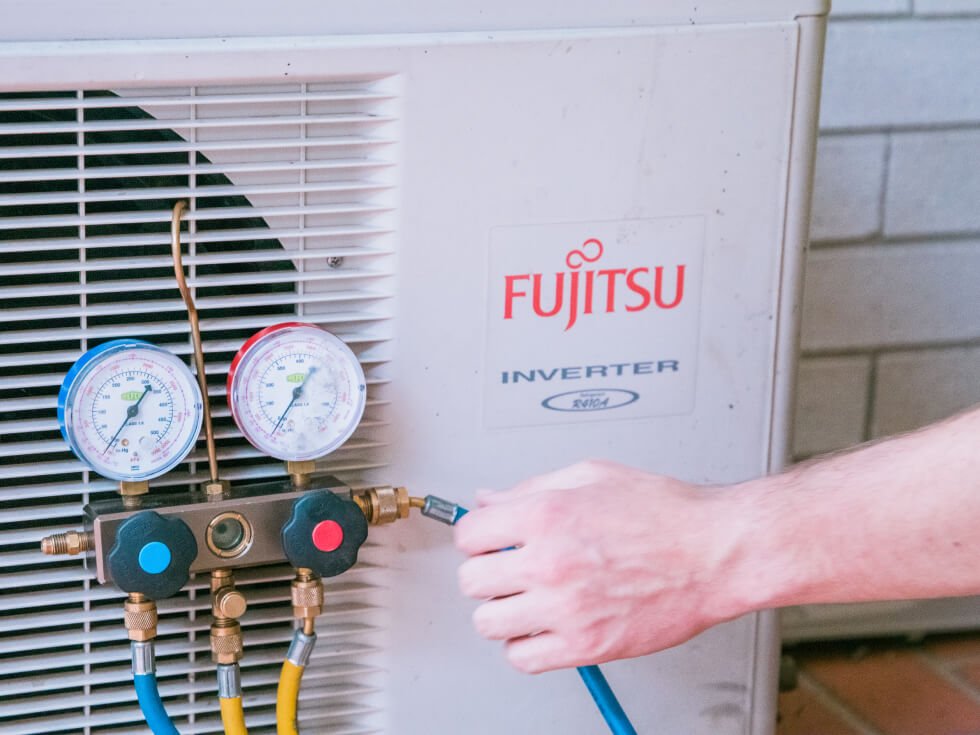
[277,659,304,735]
[219,696,248,735]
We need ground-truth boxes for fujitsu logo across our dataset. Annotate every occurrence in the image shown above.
[503,238,686,331]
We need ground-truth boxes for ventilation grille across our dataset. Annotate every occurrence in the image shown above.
[0,82,399,734]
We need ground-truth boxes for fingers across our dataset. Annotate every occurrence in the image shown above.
[505,633,573,674]
[472,594,544,642]
[458,547,529,599]
[454,505,525,555]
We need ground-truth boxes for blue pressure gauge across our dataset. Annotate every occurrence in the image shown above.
[58,340,203,482]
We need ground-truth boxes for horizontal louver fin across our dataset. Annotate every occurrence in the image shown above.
[0,81,397,733]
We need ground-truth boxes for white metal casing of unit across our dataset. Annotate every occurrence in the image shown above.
[0,2,828,734]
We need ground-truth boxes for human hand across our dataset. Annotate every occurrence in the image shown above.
[454,460,753,673]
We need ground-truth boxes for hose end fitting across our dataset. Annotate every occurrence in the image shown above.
[131,639,156,675]
[216,662,243,698]
[421,495,465,526]
[286,629,317,668]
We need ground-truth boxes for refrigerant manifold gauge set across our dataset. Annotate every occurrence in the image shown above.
[40,202,471,735]
[41,202,635,735]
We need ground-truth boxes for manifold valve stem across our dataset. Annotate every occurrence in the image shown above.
[40,530,93,556]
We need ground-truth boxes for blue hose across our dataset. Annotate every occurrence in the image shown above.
[578,665,638,735]
[453,504,638,735]
[134,672,180,735]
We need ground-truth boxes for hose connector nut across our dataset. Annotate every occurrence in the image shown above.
[352,485,411,525]
[211,619,244,664]
[124,593,158,642]
[291,572,324,621]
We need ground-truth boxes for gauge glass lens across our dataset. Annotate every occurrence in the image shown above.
[59,341,203,482]
[228,324,366,461]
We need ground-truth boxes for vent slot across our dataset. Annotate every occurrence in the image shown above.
[0,82,398,734]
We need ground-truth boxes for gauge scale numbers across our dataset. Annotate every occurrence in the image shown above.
[228,324,366,462]
[59,341,203,482]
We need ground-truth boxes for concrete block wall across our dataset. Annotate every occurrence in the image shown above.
[792,0,980,460]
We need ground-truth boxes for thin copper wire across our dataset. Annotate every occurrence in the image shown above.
[171,200,220,484]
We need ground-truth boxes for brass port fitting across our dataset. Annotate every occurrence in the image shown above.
[210,570,246,664]
[287,459,317,488]
[351,485,415,525]
[124,593,158,642]
[291,568,324,624]
[203,479,230,497]
[118,480,149,497]
[40,530,93,556]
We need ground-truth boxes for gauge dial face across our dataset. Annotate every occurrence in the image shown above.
[227,323,366,462]
[58,340,203,482]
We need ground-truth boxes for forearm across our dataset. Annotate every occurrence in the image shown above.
[732,404,980,613]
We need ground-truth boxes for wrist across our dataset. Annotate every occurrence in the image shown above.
[717,474,805,618]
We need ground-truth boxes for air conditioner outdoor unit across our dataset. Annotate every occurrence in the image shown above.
[0,2,829,733]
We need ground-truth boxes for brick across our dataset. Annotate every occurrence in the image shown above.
[914,0,980,13]
[832,0,911,15]
[802,648,980,735]
[885,130,980,237]
[810,135,887,243]
[954,661,980,693]
[820,19,980,129]
[793,356,871,457]
[872,345,980,437]
[799,241,980,351]
[778,681,864,735]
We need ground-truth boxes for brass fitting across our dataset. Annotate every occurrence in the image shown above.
[351,485,415,525]
[124,593,158,642]
[210,619,244,664]
[287,459,317,488]
[203,479,230,497]
[118,480,149,497]
[40,530,93,556]
[210,570,246,664]
[291,568,324,625]
[213,586,248,619]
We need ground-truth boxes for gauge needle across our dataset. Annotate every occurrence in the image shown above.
[103,384,152,454]
[272,367,316,436]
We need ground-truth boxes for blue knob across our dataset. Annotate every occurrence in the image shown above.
[138,541,172,574]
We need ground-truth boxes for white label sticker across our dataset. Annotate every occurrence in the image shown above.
[485,217,704,428]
